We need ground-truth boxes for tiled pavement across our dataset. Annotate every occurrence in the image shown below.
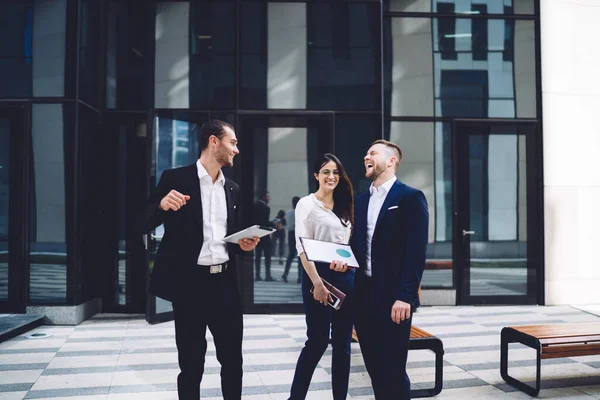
[1,306,600,399]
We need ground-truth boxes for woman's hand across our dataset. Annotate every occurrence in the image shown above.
[329,259,348,273]
[312,281,331,306]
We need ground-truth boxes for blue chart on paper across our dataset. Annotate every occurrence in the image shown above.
[336,249,351,258]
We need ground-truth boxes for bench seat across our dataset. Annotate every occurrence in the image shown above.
[501,322,600,396]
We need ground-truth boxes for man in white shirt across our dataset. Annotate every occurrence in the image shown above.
[141,120,259,400]
[350,140,429,399]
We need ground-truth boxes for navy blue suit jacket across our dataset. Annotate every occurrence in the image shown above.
[351,179,429,318]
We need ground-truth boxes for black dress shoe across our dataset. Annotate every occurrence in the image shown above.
[255,276,262,281]
[281,275,288,283]
[266,276,276,282]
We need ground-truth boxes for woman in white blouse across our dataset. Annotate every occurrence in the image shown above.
[288,153,355,400]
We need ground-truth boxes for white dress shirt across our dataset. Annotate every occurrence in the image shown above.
[365,176,397,277]
[295,194,352,256]
[196,160,229,266]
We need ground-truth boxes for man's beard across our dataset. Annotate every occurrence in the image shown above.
[216,149,233,167]
[366,162,385,181]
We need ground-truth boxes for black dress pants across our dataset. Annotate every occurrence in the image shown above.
[354,278,412,400]
[173,267,243,400]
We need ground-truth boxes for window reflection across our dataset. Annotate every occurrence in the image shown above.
[385,0,534,14]
[0,118,9,300]
[241,116,332,304]
[385,122,453,288]
[29,104,69,304]
[0,0,67,98]
[240,1,380,110]
[385,17,536,118]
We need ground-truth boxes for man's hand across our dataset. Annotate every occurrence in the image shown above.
[159,190,190,211]
[391,300,411,324]
[238,236,259,252]
[329,259,348,273]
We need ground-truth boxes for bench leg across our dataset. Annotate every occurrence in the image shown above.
[500,327,541,397]
[410,338,444,398]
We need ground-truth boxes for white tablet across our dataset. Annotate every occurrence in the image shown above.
[223,225,276,244]
[299,237,360,268]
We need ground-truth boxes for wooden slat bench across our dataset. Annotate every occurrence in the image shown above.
[352,326,444,398]
[501,322,600,396]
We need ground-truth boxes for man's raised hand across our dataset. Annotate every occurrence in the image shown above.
[159,190,191,211]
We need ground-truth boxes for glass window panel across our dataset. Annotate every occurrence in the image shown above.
[306,2,380,110]
[0,0,67,98]
[189,1,236,109]
[384,18,434,116]
[239,115,332,302]
[155,2,191,108]
[335,115,381,195]
[0,118,9,300]
[385,17,537,118]
[29,104,70,304]
[240,1,380,111]
[384,121,452,289]
[79,0,102,107]
[106,1,154,109]
[384,0,535,14]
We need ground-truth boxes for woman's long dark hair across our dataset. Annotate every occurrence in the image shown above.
[314,153,354,227]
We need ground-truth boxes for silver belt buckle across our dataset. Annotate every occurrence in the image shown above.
[210,265,222,274]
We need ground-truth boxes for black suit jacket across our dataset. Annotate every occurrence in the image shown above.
[350,180,429,319]
[141,163,242,303]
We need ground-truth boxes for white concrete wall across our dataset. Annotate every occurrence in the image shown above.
[155,2,189,108]
[32,0,66,97]
[541,0,600,305]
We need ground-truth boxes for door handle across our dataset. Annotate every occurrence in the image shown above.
[462,230,475,236]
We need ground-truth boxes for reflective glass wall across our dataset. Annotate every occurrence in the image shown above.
[0,0,541,312]
[383,0,539,292]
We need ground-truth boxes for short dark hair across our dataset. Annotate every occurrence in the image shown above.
[199,119,234,152]
[292,196,300,208]
[371,139,402,170]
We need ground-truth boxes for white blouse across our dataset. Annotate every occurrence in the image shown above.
[295,194,352,256]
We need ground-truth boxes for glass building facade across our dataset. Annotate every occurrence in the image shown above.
[0,0,543,320]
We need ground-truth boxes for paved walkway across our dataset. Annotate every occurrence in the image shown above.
[0,305,599,399]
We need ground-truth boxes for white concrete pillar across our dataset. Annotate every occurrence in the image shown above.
[541,0,600,305]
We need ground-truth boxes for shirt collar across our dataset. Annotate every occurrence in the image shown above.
[369,176,396,196]
[196,159,225,186]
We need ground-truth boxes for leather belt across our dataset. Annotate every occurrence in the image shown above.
[198,262,228,274]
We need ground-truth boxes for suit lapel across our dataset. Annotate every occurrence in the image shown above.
[187,164,203,227]
[224,179,235,234]
[374,180,403,232]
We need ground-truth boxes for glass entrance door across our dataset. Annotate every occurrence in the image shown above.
[238,113,333,313]
[453,120,542,305]
[0,105,27,313]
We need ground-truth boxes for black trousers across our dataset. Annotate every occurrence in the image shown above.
[254,235,272,278]
[354,278,412,400]
[282,230,300,281]
[173,267,243,400]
